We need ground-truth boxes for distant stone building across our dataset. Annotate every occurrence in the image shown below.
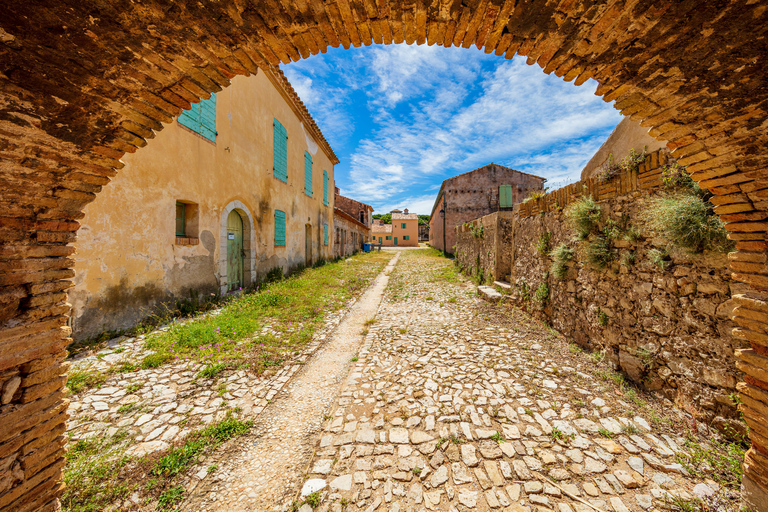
[372,209,419,247]
[429,164,545,255]
[418,223,430,242]
[333,187,373,258]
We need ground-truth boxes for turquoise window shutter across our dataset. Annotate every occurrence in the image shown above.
[274,210,286,246]
[324,224,328,245]
[178,93,216,142]
[401,222,406,229]
[500,184,514,207]
[273,119,288,182]
[304,152,313,196]
[323,171,329,205]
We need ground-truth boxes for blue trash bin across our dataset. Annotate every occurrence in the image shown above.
[363,243,371,253]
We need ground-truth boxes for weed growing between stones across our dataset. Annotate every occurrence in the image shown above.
[648,248,670,271]
[66,367,107,394]
[549,243,574,279]
[594,147,647,183]
[534,281,549,310]
[643,194,733,253]
[565,196,602,240]
[535,231,552,255]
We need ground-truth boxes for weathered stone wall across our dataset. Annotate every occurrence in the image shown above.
[457,149,747,434]
[454,212,516,284]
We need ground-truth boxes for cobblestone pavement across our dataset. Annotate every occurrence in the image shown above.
[180,253,401,511]
[290,250,731,512]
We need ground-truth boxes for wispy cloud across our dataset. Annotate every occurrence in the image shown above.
[282,44,622,214]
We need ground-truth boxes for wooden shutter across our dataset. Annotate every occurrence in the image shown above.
[324,224,328,245]
[199,94,217,141]
[500,184,513,207]
[273,119,288,182]
[323,171,329,205]
[178,94,216,142]
[304,152,313,196]
[274,210,286,246]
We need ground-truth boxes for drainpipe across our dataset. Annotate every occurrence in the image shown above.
[442,194,447,255]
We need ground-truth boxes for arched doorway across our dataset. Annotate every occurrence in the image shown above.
[1,3,768,510]
[226,210,244,291]
[220,201,255,294]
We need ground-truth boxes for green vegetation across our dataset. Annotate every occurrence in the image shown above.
[534,281,549,310]
[535,231,552,256]
[66,368,106,394]
[549,243,574,280]
[584,234,615,269]
[643,194,732,253]
[598,427,614,438]
[596,308,608,327]
[523,188,548,203]
[594,147,646,183]
[62,431,132,511]
[372,213,392,224]
[157,486,184,511]
[129,252,388,377]
[566,196,602,240]
[676,437,746,490]
[648,248,670,271]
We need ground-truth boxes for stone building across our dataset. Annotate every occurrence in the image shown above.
[70,69,338,340]
[429,164,546,255]
[372,209,419,247]
[333,187,373,258]
[418,223,430,242]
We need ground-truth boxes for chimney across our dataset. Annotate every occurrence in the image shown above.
[334,186,340,195]
[404,208,409,214]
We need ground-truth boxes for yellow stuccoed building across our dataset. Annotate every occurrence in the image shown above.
[70,69,338,340]
[372,209,419,247]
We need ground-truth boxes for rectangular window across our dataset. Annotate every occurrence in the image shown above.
[404,235,409,240]
[499,184,513,207]
[273,119,288,182]
[178,94,217,142]
[304,151,313,197]
[274,210,286,246]
[324,224,329,245]
[401,222,406,229]
[323,170,329,205]
[175,202,186,236]
[386,236,391,240]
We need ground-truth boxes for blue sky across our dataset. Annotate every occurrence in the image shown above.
[281,44,623,216]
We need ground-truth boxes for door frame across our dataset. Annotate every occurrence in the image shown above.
[219,200,255,294]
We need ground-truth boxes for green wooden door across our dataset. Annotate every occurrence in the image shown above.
[394,237,398,246]
[226,210,244,291]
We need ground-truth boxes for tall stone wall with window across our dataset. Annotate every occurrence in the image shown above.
[455,149,746,435]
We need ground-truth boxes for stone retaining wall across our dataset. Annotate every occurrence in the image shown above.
[455,150,747,434]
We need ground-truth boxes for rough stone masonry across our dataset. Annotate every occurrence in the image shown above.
[1,1,768,510]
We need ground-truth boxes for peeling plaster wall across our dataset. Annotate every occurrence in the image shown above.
[71,73,336,340]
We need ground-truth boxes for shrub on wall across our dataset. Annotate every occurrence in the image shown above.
[642,194,732,253]
[549,244,574,279]
[534,281,549,310]
[566,196,602,240]
[536,231,552,255]
[594,147,647,183]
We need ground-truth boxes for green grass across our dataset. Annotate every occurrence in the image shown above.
[675,438,746,489]
[550,243,574,280]
[62,431,133,511]
[66,368,106,394]
[129,252,389,377]
[157,486,184,511]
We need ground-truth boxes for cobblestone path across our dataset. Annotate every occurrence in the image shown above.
[290,250,733,512]
[181,253,401,511]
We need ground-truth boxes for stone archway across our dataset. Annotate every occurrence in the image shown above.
[219,201,256,295]
[1,2,768,510]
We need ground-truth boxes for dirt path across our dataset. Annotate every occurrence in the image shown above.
[180,253,401,511]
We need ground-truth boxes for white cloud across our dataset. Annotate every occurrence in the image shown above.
[282,45,622,213]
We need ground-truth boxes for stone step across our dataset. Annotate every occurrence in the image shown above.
[477,285,503,303]
[493,280,511,291]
